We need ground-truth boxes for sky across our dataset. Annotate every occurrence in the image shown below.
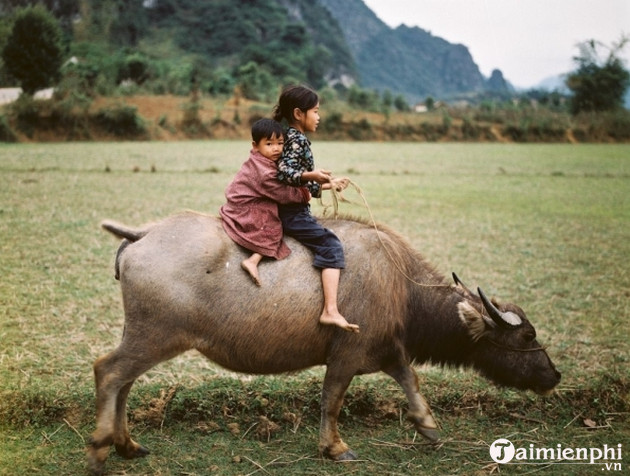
[362,0,629,89]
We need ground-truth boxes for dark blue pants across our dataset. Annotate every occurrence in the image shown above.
[279,204,345,269]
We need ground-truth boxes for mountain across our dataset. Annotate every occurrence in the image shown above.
[0,0,500,103]
[142,0,357,90]
[318,0,491,102]
[101,0,495,102]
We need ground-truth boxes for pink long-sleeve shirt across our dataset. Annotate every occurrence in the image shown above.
[220,149,310,259]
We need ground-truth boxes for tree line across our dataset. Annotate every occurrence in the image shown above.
[0,3,628,118]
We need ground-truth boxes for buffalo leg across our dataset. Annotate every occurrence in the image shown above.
[87,347,161,475]
[384,365,440,441]
[112,381,150,458]
[319,365,358,460]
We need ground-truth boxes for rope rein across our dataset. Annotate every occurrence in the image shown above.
[320,179,547,353]
[319,179,449,289]
[484,337,548,353]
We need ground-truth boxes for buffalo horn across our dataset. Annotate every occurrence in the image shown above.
[452,272,475,296]
[478,287,520,328]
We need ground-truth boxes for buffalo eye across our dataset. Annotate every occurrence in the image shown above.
[524,329,536,342]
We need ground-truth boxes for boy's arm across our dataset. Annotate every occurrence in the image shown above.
[260,168,310,204]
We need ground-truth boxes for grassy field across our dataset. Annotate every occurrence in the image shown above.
[0,141,628,475]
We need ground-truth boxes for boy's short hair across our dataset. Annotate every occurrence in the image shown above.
[251,118,285,143]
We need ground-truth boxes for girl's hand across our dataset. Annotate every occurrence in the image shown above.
[330,177,350,192]
[303,169,332,184]
[322,177,350,191]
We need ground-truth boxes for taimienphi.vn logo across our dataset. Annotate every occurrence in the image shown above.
[490,438,623,470]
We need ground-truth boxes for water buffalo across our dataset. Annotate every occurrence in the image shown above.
[88,211,560,475]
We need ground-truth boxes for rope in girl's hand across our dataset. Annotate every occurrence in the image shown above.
[318,177,357,219]
[318,178,449,289]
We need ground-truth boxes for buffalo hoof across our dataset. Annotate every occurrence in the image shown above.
[334,449,359,461]
[418,427,440,442]
[133,444,150,458]
[87,458,105,476]
[115,442,150,459]
[88,465,105,476]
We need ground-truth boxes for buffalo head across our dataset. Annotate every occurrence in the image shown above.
[457,281,561,395]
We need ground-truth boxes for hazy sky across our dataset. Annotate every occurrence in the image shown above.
[362,0,629,88]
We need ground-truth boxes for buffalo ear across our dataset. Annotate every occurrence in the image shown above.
[458,301,493,341]
[452,272,475,296]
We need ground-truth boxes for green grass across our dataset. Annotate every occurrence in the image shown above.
[1,141,629,475]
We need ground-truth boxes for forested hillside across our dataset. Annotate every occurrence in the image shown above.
[0,0,499,102]
[141,0,356,91]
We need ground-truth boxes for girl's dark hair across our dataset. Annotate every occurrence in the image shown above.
[251,118,285,143]
[272,85,319,123]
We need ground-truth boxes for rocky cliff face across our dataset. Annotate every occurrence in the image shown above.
[319,0,489,101]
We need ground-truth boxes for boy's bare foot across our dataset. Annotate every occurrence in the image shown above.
[320,312,360,333]
[241,259,261,286]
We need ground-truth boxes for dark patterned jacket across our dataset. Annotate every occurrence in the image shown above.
[277,127,322,198]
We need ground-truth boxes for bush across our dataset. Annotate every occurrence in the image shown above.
[92,103,146,138]
[319,111,343,134]
[605,111,630,140]
[585,110,630,140]
[179,92,209,137]
[347,118,372,140]
[571,110,630,141]
[9,94,41,137]
[422,121,443,142]
[461,117,480,140]
[0,114,17,142]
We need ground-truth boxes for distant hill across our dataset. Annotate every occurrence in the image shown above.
[0,0,508,103]
[143,0,499,101]
[142,0,357,90]
[318,0,504,103]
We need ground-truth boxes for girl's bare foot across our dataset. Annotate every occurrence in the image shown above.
[320,311,360,333]
[241,259,261,286]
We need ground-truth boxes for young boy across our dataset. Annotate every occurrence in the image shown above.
[220,118,310,285]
